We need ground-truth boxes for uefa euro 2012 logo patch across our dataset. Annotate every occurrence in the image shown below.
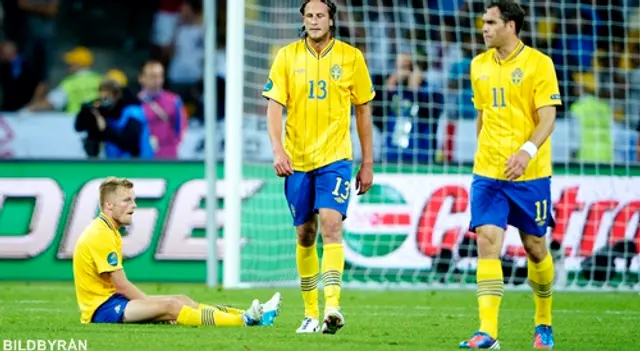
[330,64,342,81]
[263,79,274,92]
[107,252,118,267]
[511,68,524,85]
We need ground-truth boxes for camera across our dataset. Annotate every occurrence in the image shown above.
[76,98,117,157]
[85,98,117,119]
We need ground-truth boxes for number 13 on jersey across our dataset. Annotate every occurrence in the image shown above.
[309,80,327,100]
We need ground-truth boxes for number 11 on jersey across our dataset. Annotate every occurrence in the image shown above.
[492,87,506,108]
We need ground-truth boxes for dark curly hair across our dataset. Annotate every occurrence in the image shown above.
[486,0,526,34]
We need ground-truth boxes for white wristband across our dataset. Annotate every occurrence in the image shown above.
[520,141,538,158]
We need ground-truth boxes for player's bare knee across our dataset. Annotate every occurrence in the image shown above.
[476,227,503,259]
[177,295,197,307]
[297,231,316,247]
[522,235,548,263]
[297,221,318,247]
[319,216,342,244]
[160,298,185,319]
[477,236,501,258]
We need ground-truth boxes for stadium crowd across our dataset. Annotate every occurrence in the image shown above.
[319,0,640,164]
[0,0,639,164]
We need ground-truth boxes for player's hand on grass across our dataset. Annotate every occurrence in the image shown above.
[505,150,531,181]
[356,163,373,195]
[273,148,293,177]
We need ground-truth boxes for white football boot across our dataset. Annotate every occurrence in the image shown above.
[242,299,264,326]
[296,317,320,333]
[259,292,282,326]
[321,309,344,334]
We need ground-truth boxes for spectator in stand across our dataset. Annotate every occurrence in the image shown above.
[27,46,102,114]
[17,0,59,79]
[167,0,203,115]
[149,0,183,68]
[446,27,475,120]
[0,40,46,111]
[105,69,129,89]
[2,1,23,47]
[138,60,188,159]
[630,39,640,163]
[569,76,614,164]
[75,79,153,159]
[381,51,444,164]
[98,79,153,159]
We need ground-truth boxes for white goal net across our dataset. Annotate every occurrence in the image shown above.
[233,0,640,290]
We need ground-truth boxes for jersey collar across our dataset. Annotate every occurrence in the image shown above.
[305,38,336,59]
[98,212,120,234]
[493,40,526,65]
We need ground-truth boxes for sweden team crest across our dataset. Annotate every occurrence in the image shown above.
[511,68,524,85]
[330,64,342,81]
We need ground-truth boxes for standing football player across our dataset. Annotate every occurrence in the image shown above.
[460,1,561,349]
[263,0,375,335]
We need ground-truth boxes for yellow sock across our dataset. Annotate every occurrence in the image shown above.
[210,309,245,326]
[198,304,244,315]
[476,259,504,339]
[297,243,320,319]
[321,243,344,311]
[177,306,244,326]
[176,306,205,326]
[528,253,554,326]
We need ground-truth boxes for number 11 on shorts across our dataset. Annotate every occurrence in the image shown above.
[535,199,548,222]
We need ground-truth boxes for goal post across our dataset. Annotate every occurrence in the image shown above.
[222,0,640,291]
[223,0,246,289]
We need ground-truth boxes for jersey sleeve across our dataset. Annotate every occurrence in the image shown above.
[534,55,562,109]
[262,48,288,106]
[470,60,483,110]
[350,49,375,105]
[88,232,123,274]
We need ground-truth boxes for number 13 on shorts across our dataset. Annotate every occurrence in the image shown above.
[332,177,350,203]
[283,160,353,226]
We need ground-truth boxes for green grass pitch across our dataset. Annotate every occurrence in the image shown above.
[0,282,638,350]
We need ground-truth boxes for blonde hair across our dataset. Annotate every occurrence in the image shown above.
[99,177,134,208]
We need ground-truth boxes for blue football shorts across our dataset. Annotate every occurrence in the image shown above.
[91,293,129,323]
[284,160,353,226]
[469,174,555,236]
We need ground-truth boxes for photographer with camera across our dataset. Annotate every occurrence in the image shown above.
[75,79,154,159]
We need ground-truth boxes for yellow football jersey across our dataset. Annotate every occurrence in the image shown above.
[262,38,375,172]
[72,213,123,323]
[471,41,562,181]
